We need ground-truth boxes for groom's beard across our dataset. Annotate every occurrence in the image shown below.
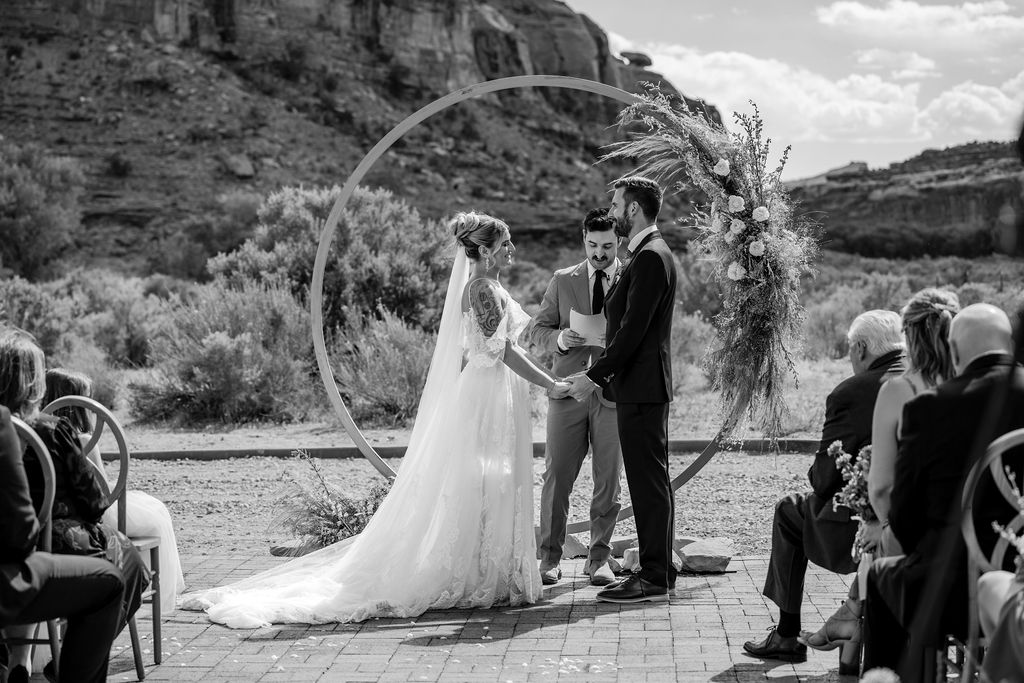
[613,215,631,238]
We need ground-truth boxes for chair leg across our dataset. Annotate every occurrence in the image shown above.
[150,547,162,665]
[46,619,61,680]
[128,615,145,681]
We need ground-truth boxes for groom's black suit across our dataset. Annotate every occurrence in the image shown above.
[587,229,677,587]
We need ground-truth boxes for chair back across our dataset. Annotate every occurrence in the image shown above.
[10,416,56,552]
[959,426,1024,681]
[42,396,131,534]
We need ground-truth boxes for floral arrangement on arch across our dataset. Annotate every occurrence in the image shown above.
[603,86,817,439]
[829,440,876,560]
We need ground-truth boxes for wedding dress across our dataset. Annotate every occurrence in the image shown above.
[180,250,541,627]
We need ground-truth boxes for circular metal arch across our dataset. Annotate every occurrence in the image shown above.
[311,76,639,479]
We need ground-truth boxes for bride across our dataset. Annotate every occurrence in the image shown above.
[181,212,569,627]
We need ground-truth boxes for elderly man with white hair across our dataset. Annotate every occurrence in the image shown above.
[744,310,905,667]
[862,303,1024,680]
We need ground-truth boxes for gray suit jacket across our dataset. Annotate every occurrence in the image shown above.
[526,260,615,406]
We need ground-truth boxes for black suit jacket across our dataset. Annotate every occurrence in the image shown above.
[586,230,676,403]
[802,350,904,569]
[890,353,1024,640]
[0,406,44,625]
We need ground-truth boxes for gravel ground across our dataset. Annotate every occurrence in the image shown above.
[124,450,811,559]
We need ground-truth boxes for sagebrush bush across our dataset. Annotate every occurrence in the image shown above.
[0,141,85,279]
[208,185,450,331]
[0,276,77,358]
[672,310,716,393]
[330,306,434,425]
[131,277,314,423]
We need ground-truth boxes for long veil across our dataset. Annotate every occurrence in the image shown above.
[180,248,473,626]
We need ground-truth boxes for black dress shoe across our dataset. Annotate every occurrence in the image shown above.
[743,627,807,663]
[595,573,669,604]
[7,664,29,683]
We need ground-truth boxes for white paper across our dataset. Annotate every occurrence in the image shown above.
[570,309,607,348]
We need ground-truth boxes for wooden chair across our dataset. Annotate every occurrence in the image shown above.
[957,426,1024,681]
[42,396,161,681]
[0,417,62,680]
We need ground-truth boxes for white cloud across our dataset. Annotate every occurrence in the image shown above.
[855,48,940,80]
[642,45,923,143]
[817,0,1024,52]
[916,79,1024,140]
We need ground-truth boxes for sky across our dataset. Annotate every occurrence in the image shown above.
[562,0,1024,179]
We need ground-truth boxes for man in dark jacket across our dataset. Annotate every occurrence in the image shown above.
[0,406,124,683]
[863,303,1024,678]
[743,310,905,662]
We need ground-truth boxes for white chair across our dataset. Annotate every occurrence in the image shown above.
[43,396,161,681]
[0,417,62,680]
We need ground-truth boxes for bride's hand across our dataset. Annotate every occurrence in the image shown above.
[547,381,570,399]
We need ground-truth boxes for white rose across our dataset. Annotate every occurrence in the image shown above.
[728,195,745,213]
[713,159,730,176]
[730,218,745,235]
[710,216,724,233]
[727,262,747,281]
[723,231,736,244]
[748,240,766,257]
[752,206,770,222]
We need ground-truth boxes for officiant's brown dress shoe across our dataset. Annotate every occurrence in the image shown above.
[589,562,616,586]
[595,574,668,603]
[742,627,807,663]
[540,566,561,585]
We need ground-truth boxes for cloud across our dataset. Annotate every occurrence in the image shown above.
[855,48,940,80]
[916,78,1024,140]
[817,0,1024,52]
[641,45,923,143]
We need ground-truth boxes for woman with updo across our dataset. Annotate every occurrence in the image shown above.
[183,212,570,628]
[801,288,960,665]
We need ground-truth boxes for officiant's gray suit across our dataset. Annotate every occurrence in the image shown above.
[527,260,622,574]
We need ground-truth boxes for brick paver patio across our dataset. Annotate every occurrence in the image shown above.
[101,549,857,682]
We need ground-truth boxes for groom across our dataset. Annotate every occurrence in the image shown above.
[568,175,678,604]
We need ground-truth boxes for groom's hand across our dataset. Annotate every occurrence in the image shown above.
[567,373,597,402]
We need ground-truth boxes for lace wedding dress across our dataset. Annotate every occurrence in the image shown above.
[180,251,541,628]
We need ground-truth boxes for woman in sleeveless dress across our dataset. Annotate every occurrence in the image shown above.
[180,212,570,628]
[801,288,960,652]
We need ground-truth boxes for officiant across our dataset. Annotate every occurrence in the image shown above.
[526,208,623,587]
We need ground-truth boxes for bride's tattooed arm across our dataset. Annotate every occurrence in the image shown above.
[469,279,505,337]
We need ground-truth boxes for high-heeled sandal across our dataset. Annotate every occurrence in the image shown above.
[798,600,861,651]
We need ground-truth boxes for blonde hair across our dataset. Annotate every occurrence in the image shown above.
[901,288,959,387]
[449,211,508,261]
[0,329,46,418]
[848,310,904,357]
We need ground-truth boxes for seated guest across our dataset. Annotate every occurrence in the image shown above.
[0,330,150,679]
[977,569,1024,681]
[863,304,1024,679]
[743,310,904,668]
[801,289,959,649]
[0,405,125,683]
[46,368,186,611]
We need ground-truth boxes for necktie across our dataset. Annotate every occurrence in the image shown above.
[593,269,605,315]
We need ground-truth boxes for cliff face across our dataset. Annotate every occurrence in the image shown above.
[0,0,721,275]
[788,142,1024,257]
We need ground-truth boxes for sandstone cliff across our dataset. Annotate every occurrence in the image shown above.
[788,142,1024,257]
[0,0,719,276]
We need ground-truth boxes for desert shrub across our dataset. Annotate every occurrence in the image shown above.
[131,277,314,423]
[209,185,450,331]
[0,276,77,358]
[273,450,392,548]
[505,260,551,313]
[676,252,724,317]
[59,337,123,409]
[0,141,85,279]
[803,285,866,360]
[330,306,434,425]
[951,281,1024,314]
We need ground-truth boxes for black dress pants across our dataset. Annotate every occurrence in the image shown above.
[6,552,124,683]
[617,401,675,587]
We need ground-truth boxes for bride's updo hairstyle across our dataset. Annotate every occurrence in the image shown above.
[901,287,960,387]
[450,211,508,261]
